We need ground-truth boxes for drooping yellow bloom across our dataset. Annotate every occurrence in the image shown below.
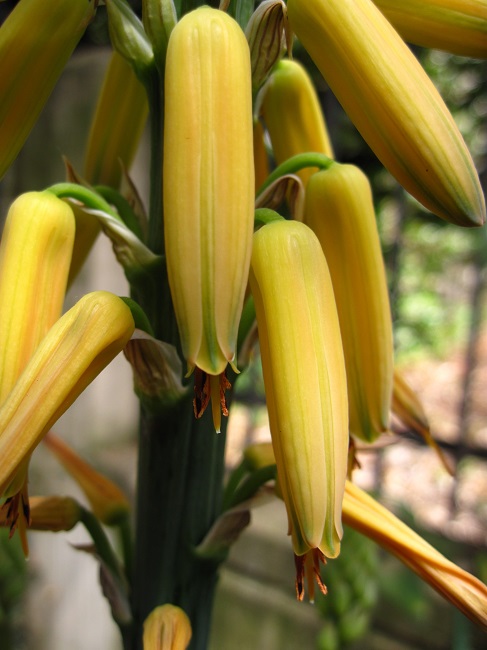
[372,0,487,59]
[250,220,348,600]
[261,59,334,188]
[343,480,487,630]
[84,50,149,188]
[392,368,454,475]
[0,192,75,401]
[0,291,134,498]
[287,0,486,227]
[253,118,270,193]
[0,0,97,179]
[143,604,192,650]
[241,441,487,624]
[0,496,82,533]
[163,7,254,430]
[0,191,75,551]
[43,432,130,526]
[304,164,394,442]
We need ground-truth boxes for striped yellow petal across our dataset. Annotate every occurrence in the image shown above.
[287,0,486,226]
[0,191,75,402]
[163,7,254,377]
[372,0,487,59]
[304,164,393,442]
[0,0,97,179]
[0,291,134,497]
[261,59,334,187]
[250,220,348,561]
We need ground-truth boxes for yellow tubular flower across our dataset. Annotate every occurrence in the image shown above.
[249,220,348,600]
[343,480,487,630]
[392,368,454,475]
[0,0,97,179]
[0,496,82,533]
[287,0,486,227]
[84,50,149,188]
[372,0,487,59]
[163,7,254,430]
[0,291,135,498]
[43,432,130,526]
[253,118,270,192]
[304,164,394,442]
[261,59,334,188]
[143,604,192,650]
[0,192,75,402]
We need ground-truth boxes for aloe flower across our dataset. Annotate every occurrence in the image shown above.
[84,50,148,188]
[242,441,487,625]
[143,605,192,650]
[163,7,254,431]
[0,191,75,550]
[0,192,75,400]
[0,0,97,179]
[343,481,487,630]
[0,291,134,548]
[304,164,393,442]
[287,0,486,226]
[1,496,82,533]
[249,220,348,600]
[43,432,130,526]
[261,59,334,187]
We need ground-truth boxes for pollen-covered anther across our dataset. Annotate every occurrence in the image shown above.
[193,369,232,433]
[1,482,31,554]
[294,549,327,603]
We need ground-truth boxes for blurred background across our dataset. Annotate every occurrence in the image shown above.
[0,2,486,648]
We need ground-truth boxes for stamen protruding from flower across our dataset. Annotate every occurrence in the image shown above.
[193,369,231,433]
[1,480,30,556]
[294,549,327,602]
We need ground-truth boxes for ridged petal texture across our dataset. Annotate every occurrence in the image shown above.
[84,50,148,188]
[0,0,97,179]
[287,0,486,227]
[0,291,134,496]
[261,59,334,187]
[250,220,348,558]
[0,192,75,403]
[372,0,487,59]
[304,165,394,442]
[163,7,254,375]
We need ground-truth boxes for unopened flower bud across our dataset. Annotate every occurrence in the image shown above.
[143,604,192,650]
[261,59,334,187]
[43,433,130,526]
[246,0,288,90]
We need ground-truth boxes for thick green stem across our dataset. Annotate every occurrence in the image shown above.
[126,54,227,650]
[130,400,229,650]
